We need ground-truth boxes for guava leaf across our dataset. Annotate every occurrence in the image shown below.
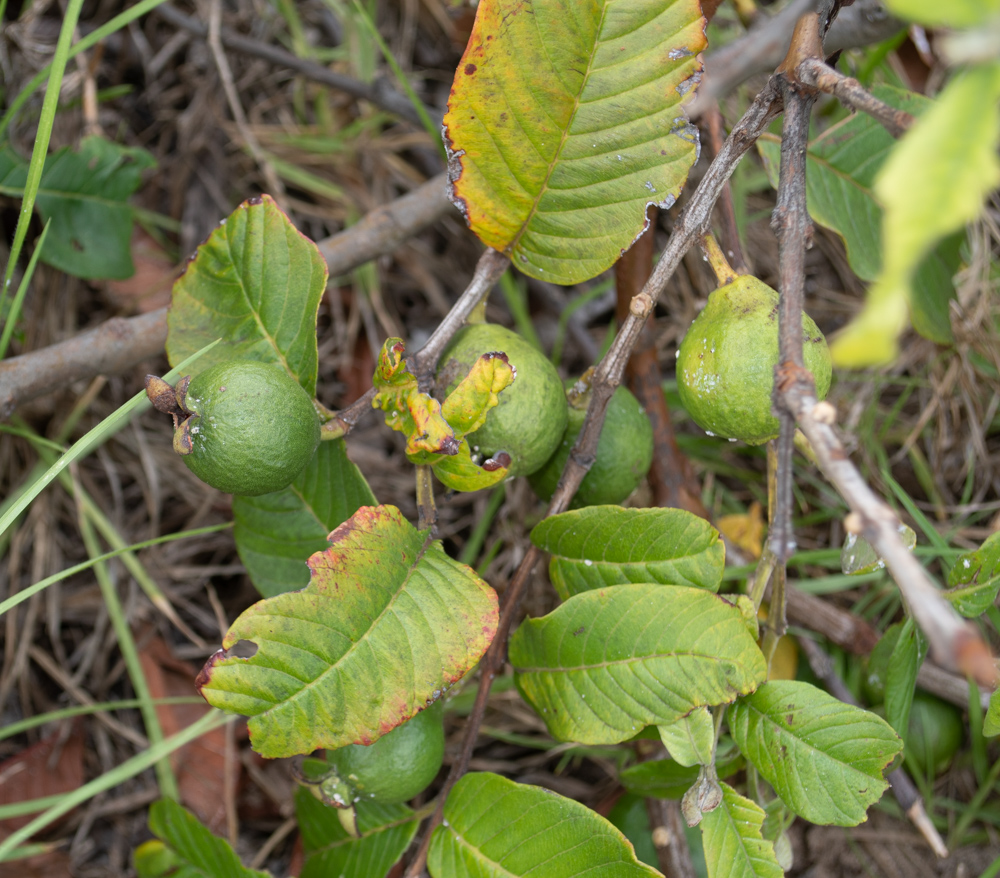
[372,339,457,458]
[0,136,155,279]
[372,339,513,468]
[166,194,327,392]
[886,0,1000,27]
[840,523,916,575]
[444,0,705,283]
[233,439,377,597]
[658,706,714,767]
[440,351,515,436]
[984,688,1000,738]
[945,532,1000,617]
[197,505,498,758]
[531,506,725,600]
[294,786,419,878]
[135,799,269,878]
[620,748,744,799]
[431,438,510,492]
[729,681,902,826]
[884,617,926,743]
[510,583,766,744]
[756,87,961,345]
[427,772,661,878]
[830,64,1000,367]
[699,783,783,878]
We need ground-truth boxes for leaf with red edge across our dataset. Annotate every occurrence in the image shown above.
[197,505,498,758]
[166,194,327,392]
[444,0,706,283]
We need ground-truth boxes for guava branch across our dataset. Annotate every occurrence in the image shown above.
[796,57,915,138]
[771,16,997,687]
[403,78,787,878]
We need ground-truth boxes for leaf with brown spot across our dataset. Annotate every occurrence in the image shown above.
[198,505,498,758]
[444,0,705,283]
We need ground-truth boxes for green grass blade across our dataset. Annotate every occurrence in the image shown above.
[0,711,229,861]
[0,0,84,327]
[0,341,218,540]
[0,524,230,619]
[0,0,169,135]
[74,493,176,798]
[345,0,445,158]
[0,220,49,359]
[0,697,204,742]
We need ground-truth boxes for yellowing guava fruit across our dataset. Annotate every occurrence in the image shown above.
[437,324,568,477]
[177,360,320,496]
[676,275,832,444]
[529,382,653,507]
[324,702,445,805]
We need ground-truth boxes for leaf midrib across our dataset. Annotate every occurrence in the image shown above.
[508,2,612,256]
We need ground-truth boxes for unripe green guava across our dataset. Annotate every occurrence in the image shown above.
[177,360,320,496]
[324,702,445,805]
[528,382,653,507]
[676,275,832,445]
[437,324,568,477]
[905,693,964,776]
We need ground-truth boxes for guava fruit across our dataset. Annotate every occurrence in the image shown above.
[905,693,964,776]
[174,360,320,496]
[324,701,445,805]
[437,324,568,477]
[528,380,653,507]
[676,275,832,445]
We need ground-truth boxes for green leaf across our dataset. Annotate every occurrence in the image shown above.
[166,194,327,392]
[884,617,927,743]
[620,746,744,799]
[136,800,269,878]
[531,506,725,600]
[945,531,1000,617]
[886,0,1000,27]
[440,350,516,437]
[607,794,660,870]
[729,680,902,826]
[510,583,766,744]
[699,783,783,878]
[658,706,714,767]
[0,136,155,280]
[443,0,706,283]
[233,439,377,597]
[840,523,916,575]
[294,786,419,878]
[757,87,961,345]
[431,438,510,492]
[984,688,1000,738]
[198,505,498,758]
[427,772,661,877]
[831,64,1000,367]
[371,337,514,488]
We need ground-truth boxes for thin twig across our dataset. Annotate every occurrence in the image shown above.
[797,56,915,138]
[770,15,821,569]
[154,3,432,127]
[411,248,510,387]
[403,78,786,878]
[771,17,997,687]
[615,218,706,514]
[205,0,288,213]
